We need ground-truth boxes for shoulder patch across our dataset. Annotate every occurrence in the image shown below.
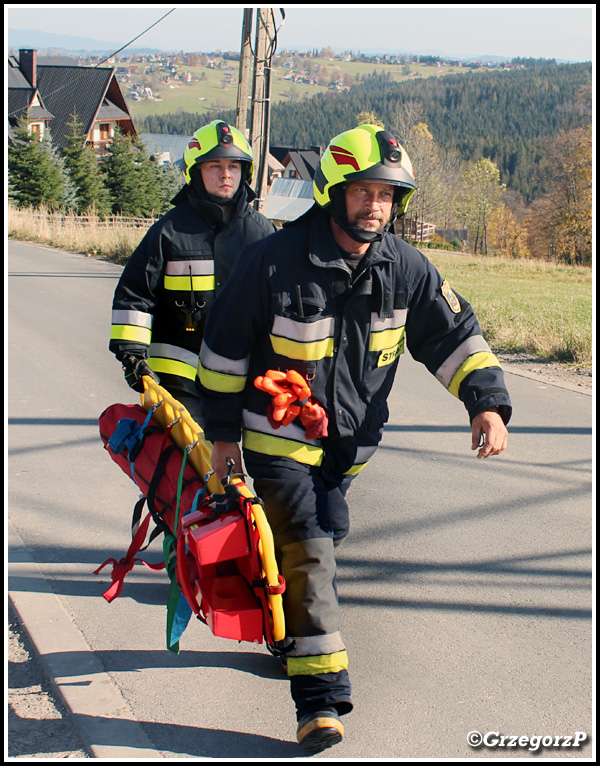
[441,279,461,314]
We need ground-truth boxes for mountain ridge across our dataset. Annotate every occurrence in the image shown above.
[8,27,578,64]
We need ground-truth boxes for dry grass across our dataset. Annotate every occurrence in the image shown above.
[7,205,149,263]
[425,251,592,367]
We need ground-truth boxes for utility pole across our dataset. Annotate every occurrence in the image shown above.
[249,8,275,213]
[236,8,279,213]
[235,9,253,134]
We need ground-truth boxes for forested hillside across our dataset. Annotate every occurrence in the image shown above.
[141,62,591,204]
[268,64,591,202]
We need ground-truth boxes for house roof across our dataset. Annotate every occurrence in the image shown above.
[7,57,31,88]
[141,133,191,170]
[8,52,136,150]
[265,177,315,222]
[7,58,54,126]
[33,65,116,149]
[283,150,321,180]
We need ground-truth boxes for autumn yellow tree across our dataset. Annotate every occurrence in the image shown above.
[355,110,385,128]
[486,203,531,258]
[526,126,592,264]
[458,158,506,255]
[402,123,446,240]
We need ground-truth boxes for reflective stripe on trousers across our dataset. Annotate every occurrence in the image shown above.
[247,458,355,717]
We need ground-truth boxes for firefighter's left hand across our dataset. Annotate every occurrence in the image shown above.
[471,409,508,458]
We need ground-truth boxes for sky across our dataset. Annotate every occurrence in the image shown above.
[5,4,596,62]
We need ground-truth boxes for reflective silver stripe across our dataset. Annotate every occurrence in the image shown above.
[111,309,153,329]
[148,342,199,367]
[435,335,492,389]
[287,632,346,657]
[370,309,407,332]
[355,445,378,463]
[165,260,214,276]
[242,410,320,446]
[271,314,335,343]
[199,341,250,376]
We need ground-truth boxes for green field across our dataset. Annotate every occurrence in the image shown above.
[127,58,475,120]
[424,252,592,366]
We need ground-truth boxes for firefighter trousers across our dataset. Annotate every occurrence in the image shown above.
[244,450,355,720]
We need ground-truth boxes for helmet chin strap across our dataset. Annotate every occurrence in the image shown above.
[329,187,398,244]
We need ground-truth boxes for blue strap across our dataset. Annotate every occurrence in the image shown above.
[108,410,156,480]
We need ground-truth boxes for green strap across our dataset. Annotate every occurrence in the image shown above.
[165,446,190,654]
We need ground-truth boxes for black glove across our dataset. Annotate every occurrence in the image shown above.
[120,354,160,393]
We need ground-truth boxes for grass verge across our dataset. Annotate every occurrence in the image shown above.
[425,251,592,367]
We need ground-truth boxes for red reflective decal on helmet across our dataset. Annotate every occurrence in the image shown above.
[330,145,360,172]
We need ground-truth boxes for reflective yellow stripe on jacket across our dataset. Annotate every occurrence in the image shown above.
[242,411,324,466]
[343,445,378,476]
[270,314,335,361]
[369,309,407,368]
[110,309,153,346]
[147,343,199,381]
[164,260,215,293]
[197,341,249,394]
[434,336,502,398]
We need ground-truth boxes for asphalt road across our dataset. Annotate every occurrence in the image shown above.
[7,240,594,760]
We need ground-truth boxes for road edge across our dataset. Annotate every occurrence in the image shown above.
[7,521,164,760]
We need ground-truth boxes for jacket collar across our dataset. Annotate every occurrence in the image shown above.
[306,206,398,271]
[169,182,255,225]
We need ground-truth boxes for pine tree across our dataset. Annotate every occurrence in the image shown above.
[8,123,70,209]
[155,161,185,214]
[61,111,111,215]
[131,134,163,217]
[101,130,163,217]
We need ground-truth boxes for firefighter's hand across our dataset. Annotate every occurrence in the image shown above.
[471,409,508,459]
[121,355,159,393]
[212,441,243,480]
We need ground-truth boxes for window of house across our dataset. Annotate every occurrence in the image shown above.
[100,123,112,141]
[30,123,42,140]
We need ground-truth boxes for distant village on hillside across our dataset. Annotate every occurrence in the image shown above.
[7,46,527,104]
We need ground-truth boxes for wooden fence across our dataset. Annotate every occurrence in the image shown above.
[26,211,157,229]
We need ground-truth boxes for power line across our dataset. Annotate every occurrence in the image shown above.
[8,8,177,120]
[94,8,176,68]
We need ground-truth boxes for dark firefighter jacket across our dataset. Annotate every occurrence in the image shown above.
[109,183,275,395]
[196,206,512,476]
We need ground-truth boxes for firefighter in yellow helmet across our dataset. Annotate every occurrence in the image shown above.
[196,124,511,753]
[109,121,275,420]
